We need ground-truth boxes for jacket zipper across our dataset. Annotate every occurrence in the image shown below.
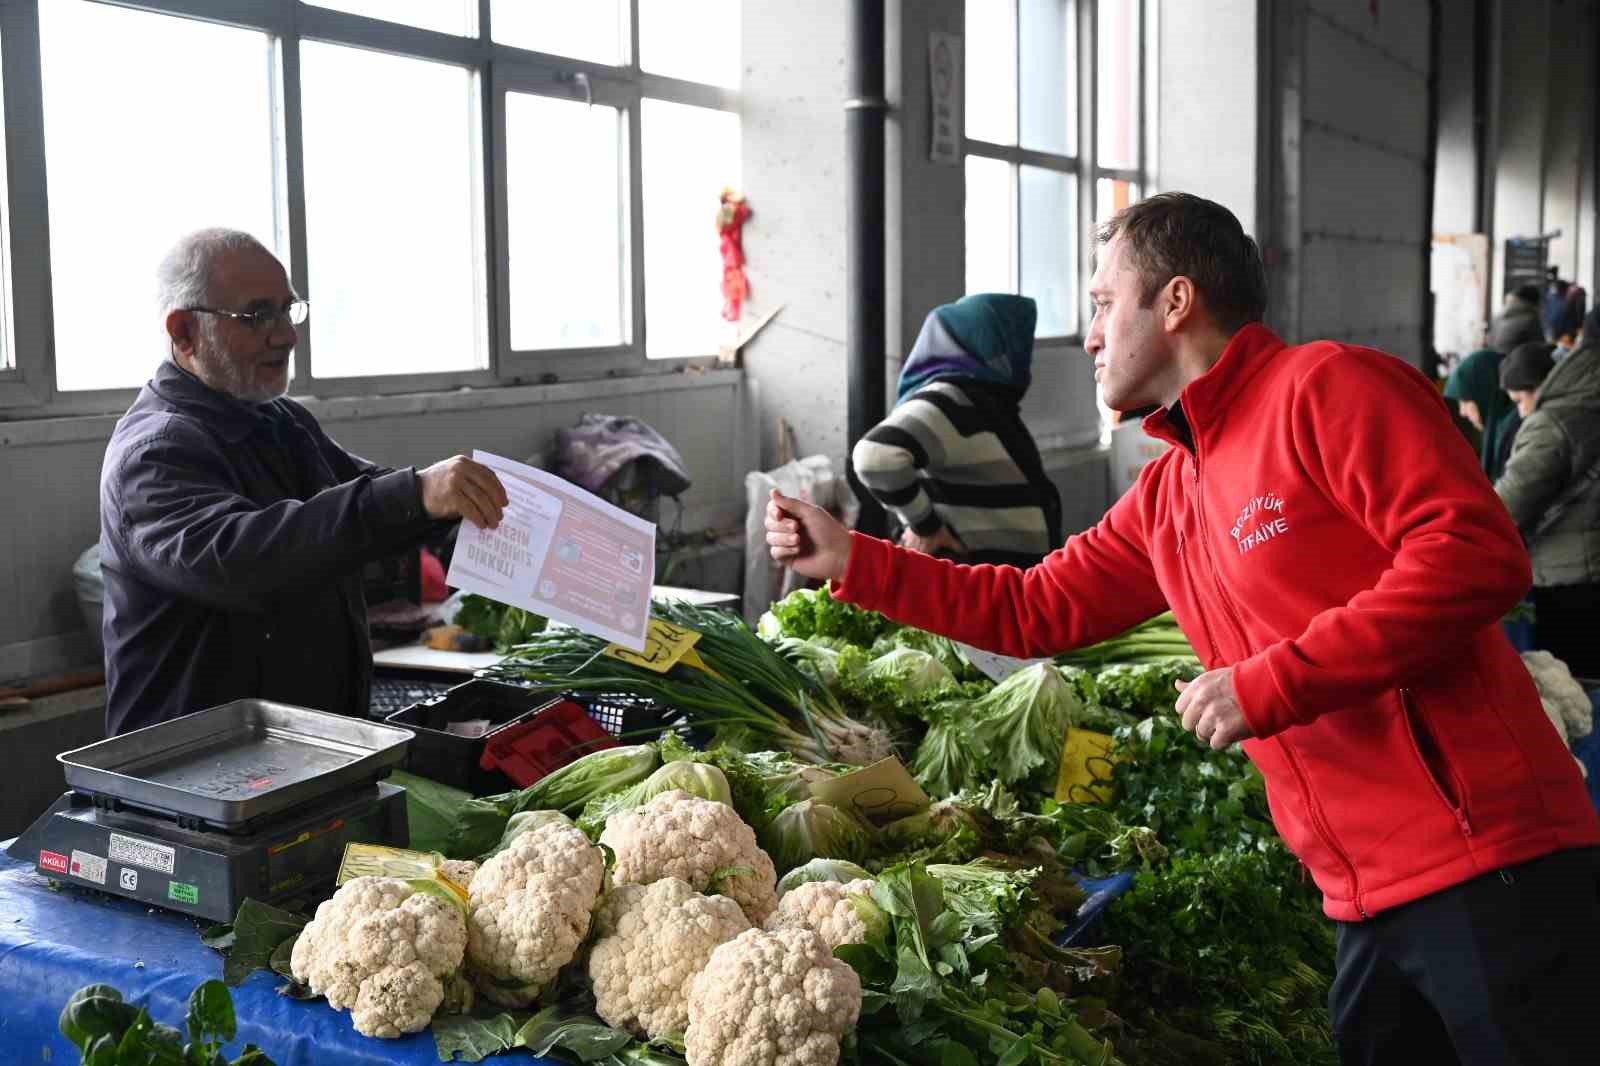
[1280,738,1367,917]
[1399,688,1474,837]
[1190,440,1368,917]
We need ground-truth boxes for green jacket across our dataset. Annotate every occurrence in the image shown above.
[1494,344,1600,586]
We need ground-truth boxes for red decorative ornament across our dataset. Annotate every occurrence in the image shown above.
[718,188,752,322]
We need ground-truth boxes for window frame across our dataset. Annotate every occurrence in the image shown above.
[963,0,1149,343]
[0,0,740,415]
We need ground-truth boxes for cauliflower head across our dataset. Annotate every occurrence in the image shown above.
[289,876,468,1038]
[588,877,752,1039]
[439,859,479,890]
[762,879,877,951]
[685,927,862,1066]
[467,816,605,1006]
[600,789,779,925]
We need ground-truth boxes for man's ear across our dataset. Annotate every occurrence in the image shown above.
[1162,275,1197,333]
[165,309,199,361]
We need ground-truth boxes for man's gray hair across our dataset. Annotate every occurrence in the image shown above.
[155,227,271,318]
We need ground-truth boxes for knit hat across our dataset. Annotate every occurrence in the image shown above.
[1500,341,1556,391]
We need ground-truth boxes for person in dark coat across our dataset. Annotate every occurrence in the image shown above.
[99,228,509,735]
[1495,339,1600,678]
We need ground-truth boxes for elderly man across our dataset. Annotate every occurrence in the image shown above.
[99,228,507,735]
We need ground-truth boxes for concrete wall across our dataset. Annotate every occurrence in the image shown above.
[1433,0,1481,236]
[1491,0,1551,299]
[1155,0,1259,230]
[1265,0,1433,364]
[1541,0,1595,287]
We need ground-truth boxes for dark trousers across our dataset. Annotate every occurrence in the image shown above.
[1329,847,1600,1065]
[1531,582,1600,680]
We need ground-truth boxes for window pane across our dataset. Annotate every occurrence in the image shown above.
[642,100,739,359]
[1096,0,1140,169]
[493,0,623,65]
[965,0,1018,144]
[506,93,626,350]
[965,156,1016,296]
[301,42,484,378]
[1021,167,1077,336]
[1019,0,1075,155]
[1096,177,1140,230]
[640,0,740,88]
[0,26,10,375]
[41,2,278,392]
[304,1,474,37]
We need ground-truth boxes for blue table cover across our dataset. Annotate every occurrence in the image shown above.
[0,848,551,1065]
[0,842,1136,1065]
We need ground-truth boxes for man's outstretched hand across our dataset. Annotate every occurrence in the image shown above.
[418,455,508,530]
[764,490,852,582]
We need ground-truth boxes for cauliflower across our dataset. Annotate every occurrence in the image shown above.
[588,878,752,1039]
[685,927,862,1066]
[289,877,468,1038]
[1523,650,1595,747]
[762,879,878,951]
[600,789,779,925]
[439,859,479,890]
[466,815,605,1006]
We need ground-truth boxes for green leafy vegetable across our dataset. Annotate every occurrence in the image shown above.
[758,798,873,874]
[765,586,899,648]
[776,857,876,897]
[970,663,1081,788]
[1053,612,1198,669]
[203,899,310,987]
[455,594,548,653]
[59,981,275,1065]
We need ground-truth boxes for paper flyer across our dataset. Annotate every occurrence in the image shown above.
[956,642,1049,683]
[445,451,656,652]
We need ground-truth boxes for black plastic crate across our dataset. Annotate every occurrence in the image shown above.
[384,680,560,793]
[567,692,679,739]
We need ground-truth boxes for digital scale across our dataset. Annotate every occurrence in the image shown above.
[7,700,413,923]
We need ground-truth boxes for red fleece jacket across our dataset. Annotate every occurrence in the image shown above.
[834,323,1600,920]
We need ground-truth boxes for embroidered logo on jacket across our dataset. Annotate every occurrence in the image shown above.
[1229,492,1290,555]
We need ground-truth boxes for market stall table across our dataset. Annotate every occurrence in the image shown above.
[0,847,556,1065]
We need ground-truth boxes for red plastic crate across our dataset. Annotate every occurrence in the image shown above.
[478,699,619,788]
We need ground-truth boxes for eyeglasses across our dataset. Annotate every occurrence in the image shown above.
[186,299,309,332]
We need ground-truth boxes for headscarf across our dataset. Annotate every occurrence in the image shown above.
[1443,347,1518,481]
[895,294,1037,407]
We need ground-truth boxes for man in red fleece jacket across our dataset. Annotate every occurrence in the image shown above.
[766,193,1600,1065]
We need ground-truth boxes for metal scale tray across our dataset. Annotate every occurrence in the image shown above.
[58,700,413,832]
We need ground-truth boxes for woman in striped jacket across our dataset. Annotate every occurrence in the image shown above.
[851,294,1061,567]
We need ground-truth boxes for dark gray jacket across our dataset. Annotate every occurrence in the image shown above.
[1494,344,1600,587]
[100,361,433,735]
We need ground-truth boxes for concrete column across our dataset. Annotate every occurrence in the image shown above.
[1541,0,1589,280]
[740,0,851,470]
[1155,0,1259,229]
[1432,0,1480,236]
[1491,0,1550,298]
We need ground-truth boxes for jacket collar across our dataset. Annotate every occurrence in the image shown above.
[1141,322,1286,451]
[149,359,282,444]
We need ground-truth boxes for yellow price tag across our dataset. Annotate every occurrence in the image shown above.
[603,618,706,674]
[1054,728,1119,805]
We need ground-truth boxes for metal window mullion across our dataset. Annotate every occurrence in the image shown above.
[293,5,483,65]
[624,81,645,356]
[478,0,497,376]
[965,139,1077,172]
[0,0,55,407]
[1095,166,1141,183]
[278,7,319,393]
[1078,0,1097,325]
[91,0,280,32]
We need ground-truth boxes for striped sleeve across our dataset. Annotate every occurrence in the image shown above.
[852,397,952,534]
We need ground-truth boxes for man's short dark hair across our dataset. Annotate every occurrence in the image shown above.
[1514,283,1542,306]
[1096,192,1268,333]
